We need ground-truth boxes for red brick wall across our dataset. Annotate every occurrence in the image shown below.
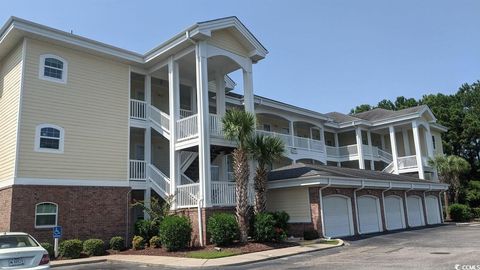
[10,185,130,244]
[0,187,13,232]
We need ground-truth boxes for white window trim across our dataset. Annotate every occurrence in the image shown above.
[35,202,58,229]
[38,54,68,84]
[34,124,65,154]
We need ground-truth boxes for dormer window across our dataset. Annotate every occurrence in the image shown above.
[39,54,68,83]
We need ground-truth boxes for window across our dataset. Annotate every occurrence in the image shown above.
[39,54,68,83]
[35,124,64,153]
[35,202,58,228]
[263,124,271,132]
[432,136,436,150]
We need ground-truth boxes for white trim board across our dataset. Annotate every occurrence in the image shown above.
[15,177,129,187]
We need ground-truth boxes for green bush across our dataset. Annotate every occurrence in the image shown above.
[149,236,161,248]
[471,207,480,219]
[272,211,290,233]
[134,219,159,243]
[59,239,83,259]
[449,203,472,222]
[207,213,239,246]
[132,235,145,250]
[40,242,54,258]
[109,236,124,251]
[159,215,192,251]
[466,181,480,208]
[303,230,319,240]
[254,213,277,242]
[82,239,104,256]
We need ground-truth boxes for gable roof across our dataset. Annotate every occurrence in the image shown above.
[353,105,431,122]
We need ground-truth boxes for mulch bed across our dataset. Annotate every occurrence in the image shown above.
[118,241,299,257]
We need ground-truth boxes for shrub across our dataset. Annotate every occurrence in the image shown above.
[134,219,159,243]
[59,239,83,259]
[159,215,192,251]
[303,230,319,240]
[471,207,480,219]
[272,211,290,234]
[40,242,54,258]
[132,236,145,250]
[109,236,124,251]
[82,239,105,256]
[253,213,276,242]
[466,181,480,208]
[449,203,472,222]
[207,213,239,246]
[149,236,161,248]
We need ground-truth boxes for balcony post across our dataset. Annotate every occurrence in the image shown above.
[243,60,254,113]
[334,133,340,167]
[168,56,180,207]
[196,41,211,207]
[215,73,226,117]
[411,121,425,179]
[424,124,434,157]
[289,121,295,147]
[389,125,399,174]
[367,130,375,170]
[355,127,365,169]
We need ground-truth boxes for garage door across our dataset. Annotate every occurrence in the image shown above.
[357,196,382,234]
[425,196,441,224]
[323,195,354,237]
[384,196,406,230]
[407,196,425,227]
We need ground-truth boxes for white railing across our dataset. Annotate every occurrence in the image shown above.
[211,165,220,182]
[180,109,194,119]
[130,99,146,119]
[326,145,339,157]
[209,114,223,137]
[148,164,170,195]
[398,155,418,169]
[129,160,146,180]
[177,183,199,207]
[211,181,254,206]
[338,144,358,156]
[255,130,324,152]
[150,105,170,132]
[176,114,198,141]
[256,130,292,148]
[383,161,395,173]
[378,148,393,162]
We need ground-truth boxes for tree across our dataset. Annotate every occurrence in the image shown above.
[131,195,173,224]
[222,109,256,243]
[394,96,418,110]
[377,99,395,110]
[350,104,372,114]
[247,134,285,214]
[429,155,471,219]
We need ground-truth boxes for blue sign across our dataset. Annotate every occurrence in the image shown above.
[53,226,62,239]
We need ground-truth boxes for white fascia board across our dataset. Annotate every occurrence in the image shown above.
[225,75,236,90]
[430,122,448,132]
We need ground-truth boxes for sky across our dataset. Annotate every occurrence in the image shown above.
[2,0,480,113]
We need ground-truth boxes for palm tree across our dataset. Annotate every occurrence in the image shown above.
[247,134,285,214]
[222,109,256,243]
[429,155,471,219]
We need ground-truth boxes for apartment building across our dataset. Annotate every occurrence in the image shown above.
[0,16,448,244]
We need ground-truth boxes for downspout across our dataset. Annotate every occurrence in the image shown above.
[353,180,365,235]
[318,179,332,238]
[404,184,414,227]
[423,184,432,225]
[197,197,204,247]
[125,189,132,249]
[381,182,392,231]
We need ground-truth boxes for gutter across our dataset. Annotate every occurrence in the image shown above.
[318,179,331,238]
[197,197,204,247]
[353,180,365,235]
[381,182,392,230]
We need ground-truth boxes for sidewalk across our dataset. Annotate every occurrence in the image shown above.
[51,240,344,268]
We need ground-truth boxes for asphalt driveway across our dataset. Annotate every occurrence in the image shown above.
[57,224,480,270]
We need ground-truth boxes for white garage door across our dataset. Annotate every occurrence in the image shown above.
[323,195,354,237]
[425,196,441,224]
[384,196,406,230]
[357,196,382,234]
[407,196,425,227]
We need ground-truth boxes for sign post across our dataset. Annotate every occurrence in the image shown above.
[53,226,62,258]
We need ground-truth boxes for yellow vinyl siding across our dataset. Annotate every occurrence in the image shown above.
[266,187,311,223]
[16,39,129,181]
[0,43,23,182]
[208,29,250,57]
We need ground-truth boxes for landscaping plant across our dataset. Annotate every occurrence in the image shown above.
[134,219,159,244]
[59,239,83,259]
[449,203,472,222]
[159,215,192,251]
[109,236,125,251]
[149,236,161,248]
[83,239,105,256]
[132,235,145,250]
[207,213,239,246]
[40,242,54,258]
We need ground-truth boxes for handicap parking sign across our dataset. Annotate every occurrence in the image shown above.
[53,226,62,239]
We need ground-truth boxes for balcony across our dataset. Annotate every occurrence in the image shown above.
[326,144,393,163]
[130,99,147,120]
[211,181,254,206]
[255,130,325,152]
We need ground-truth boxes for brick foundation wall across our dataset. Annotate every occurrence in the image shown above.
[9,185,130,244]
[0,187,13,232]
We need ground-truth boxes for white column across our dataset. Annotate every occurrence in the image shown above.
[243,60,254,113]
[191,87,197,114]
[334,133,340,167]
[215,73,226,117]
[425,125,434,158]
[355,127,365,169]
[144,74,152,217]
[367,130,375,170]
[196,41,211,207]
[402,129,411,156]
[168,57,180,208]
[389,125,399,174]
[412,121,425,179]
[289,121,295,148]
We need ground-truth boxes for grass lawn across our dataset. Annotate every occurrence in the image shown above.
[187,250,239,259]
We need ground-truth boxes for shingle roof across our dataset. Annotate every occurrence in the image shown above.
[352,105,428,122]
[324,112,362,123]
[268,163,435,183]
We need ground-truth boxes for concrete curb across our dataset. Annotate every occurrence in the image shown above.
[51,240,344,268]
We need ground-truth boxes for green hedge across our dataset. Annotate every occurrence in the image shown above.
[134,219,159,243]
[83,239,105,256]
[253,211,289,242]
[59,239,83,259]
[159,215,192,251]
[109,236,124,251]
[40,242,54,258]
[449,204,472,222]
[207,213,239,246]
[132,235,145,250]
[471,207,480,219]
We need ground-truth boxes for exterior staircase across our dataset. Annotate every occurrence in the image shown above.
[149,105,170,140]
